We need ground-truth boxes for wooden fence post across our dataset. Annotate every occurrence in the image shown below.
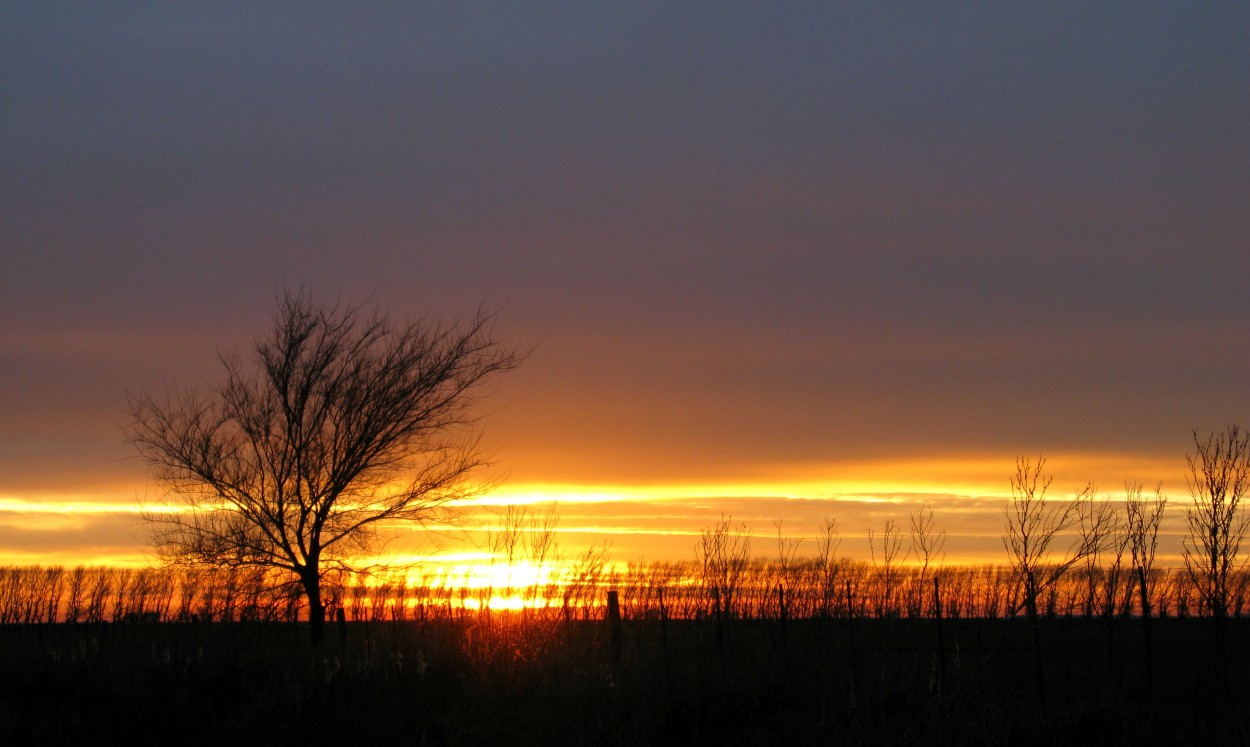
[606,589,622,665]
[657,585,670,680]
[933,574,946,694]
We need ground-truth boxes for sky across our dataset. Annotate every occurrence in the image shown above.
[2,2,1248,569]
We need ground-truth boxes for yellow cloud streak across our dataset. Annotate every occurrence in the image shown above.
[0,497,149,515]
[0,450,1186,568]
[473,450,1180,504]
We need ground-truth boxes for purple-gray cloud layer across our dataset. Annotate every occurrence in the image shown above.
[2,3,1248,503]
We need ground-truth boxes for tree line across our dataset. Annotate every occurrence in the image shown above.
[2,554,1247,626]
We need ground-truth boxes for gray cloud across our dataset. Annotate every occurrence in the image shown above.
[1,3,1247,558]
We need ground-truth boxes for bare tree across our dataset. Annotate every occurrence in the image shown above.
[909,504,946,616]
[65,566,87,623]
[815,516,841,617]
[1125,482,1165,615]
[697,515,751,621]
[486,503,527,602]
[1077,494,1127,618]
[1125,480,1166,692]
[909,504,946,578]
[1003,457,1100,621]
[525,502,561,607]
[128,291,519,644]
[868,519,904,617]
[773,520,802,578]
[772,519,802,621]
[488,503,529,594]
[561,541,612,618]
[696,515,751,665]
[1182,425,1250,621]
[1002,456,1099,702]
[526,504,561,566]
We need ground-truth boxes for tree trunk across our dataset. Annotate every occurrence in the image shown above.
[1025,570,1046,705]
[933,575,946,694]
[303,571,325,646]
[1137,567,1153,697]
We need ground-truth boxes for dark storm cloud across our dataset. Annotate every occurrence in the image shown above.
[2,2,1248,502]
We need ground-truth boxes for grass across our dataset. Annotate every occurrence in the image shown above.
[1,614,1248,745]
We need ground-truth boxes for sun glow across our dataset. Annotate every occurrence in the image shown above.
[433,560,559,590]
[362,556,619,612]
[0,449,1186,569]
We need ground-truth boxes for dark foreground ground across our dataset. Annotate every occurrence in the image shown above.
[1,614,1247,745]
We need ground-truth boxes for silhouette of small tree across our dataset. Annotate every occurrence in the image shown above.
[909,504,945,616]
[1002,456,1100,703]
[868,519,904,617]
[1182,425,1250,621]
[698,515,750,622]
[129,290,519,644]
[1125,480,1165,692]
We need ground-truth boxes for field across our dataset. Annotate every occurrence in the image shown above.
[2,555,1249,744]
[2,612,1248,745]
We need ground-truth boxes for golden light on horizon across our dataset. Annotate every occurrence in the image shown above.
[0,449,1192,569]
[477,450,1182,503]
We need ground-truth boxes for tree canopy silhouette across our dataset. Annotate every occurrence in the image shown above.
[1183,425,1250,621]
[128,291,520,643]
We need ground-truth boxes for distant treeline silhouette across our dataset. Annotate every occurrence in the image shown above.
[0,558,1238,625]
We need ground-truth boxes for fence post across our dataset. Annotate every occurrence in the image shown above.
[606,589,622,665]
[846,579,859,712]
[933,574,946,694]
[777,583,788,649]
[657,585,670,680]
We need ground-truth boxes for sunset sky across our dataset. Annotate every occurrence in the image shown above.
[3,3,1248,569]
